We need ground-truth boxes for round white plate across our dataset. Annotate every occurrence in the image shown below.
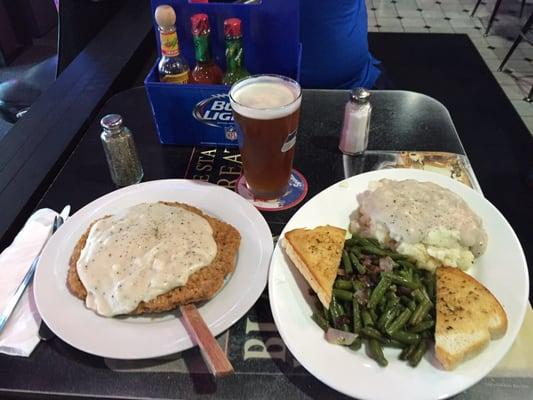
[269,169,529,400]
[34,179,273,359]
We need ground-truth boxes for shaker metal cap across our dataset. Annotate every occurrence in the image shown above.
[101,114,123,131]
[350,87,371,103]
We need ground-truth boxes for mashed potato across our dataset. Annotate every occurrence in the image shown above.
[350,179,487,271]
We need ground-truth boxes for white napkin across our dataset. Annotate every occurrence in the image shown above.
[0,209,57,357]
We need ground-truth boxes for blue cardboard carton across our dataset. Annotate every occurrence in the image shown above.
[145,0,301,146]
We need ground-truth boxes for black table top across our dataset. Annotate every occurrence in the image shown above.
[5,88,527,400]
[35,88,465,232]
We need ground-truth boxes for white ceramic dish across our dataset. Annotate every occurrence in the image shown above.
[34,179,273,359]
[269,169,529,400]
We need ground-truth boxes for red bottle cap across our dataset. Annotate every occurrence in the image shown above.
[191,13,209,36]
[224,18,242,38]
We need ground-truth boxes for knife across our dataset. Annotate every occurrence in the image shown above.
[0,217,57,334]
[38,205,70,341]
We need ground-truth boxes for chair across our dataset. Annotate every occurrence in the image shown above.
[471,0,528,36]
[0,0,57,124]
[497,11,533,101]
[0,0,122,125]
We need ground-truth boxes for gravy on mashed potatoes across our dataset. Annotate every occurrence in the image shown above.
[76,203,217,317]
[350,179,487,271]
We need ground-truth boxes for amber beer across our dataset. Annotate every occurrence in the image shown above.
[229,75,302,199]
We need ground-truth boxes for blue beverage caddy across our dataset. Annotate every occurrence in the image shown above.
[145,0,301,146]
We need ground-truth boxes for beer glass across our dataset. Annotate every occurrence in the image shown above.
[229,74,302,200]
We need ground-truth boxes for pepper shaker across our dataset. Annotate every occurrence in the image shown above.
[338,88,372,155]
[100,114,144,187]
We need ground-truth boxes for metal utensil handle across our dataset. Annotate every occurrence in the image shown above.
[0,255,40,333]
[0,217,57,334]
[37,214,65,341]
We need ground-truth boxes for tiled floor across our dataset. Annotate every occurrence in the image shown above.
[368,0,533,135]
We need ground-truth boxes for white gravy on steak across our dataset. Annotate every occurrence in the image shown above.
[357,179,487,255]
[76,203,217,317]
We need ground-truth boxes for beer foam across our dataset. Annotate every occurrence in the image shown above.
[230,76,301,120]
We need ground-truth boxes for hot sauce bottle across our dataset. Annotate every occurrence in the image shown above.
[190,13,223,84]
[223,18,250,85]
[155,5,190,84]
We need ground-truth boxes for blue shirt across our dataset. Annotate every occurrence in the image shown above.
[299,0,381,89]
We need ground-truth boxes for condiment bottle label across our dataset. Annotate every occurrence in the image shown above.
[161,71,189,84]
[281,130,297,152]
[160,31,180,57]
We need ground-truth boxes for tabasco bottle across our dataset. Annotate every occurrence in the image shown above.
[155,5,190,84]
[222,18,249,85]
[190,14,223,84]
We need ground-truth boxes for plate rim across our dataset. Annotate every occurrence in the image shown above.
[34,178,273,359]
[268,169,529,400]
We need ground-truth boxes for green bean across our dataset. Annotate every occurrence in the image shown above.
[377,303,398,330]
[409,339,428,367]
[367,276,392,309]
[399,341,419,361]
[354,238,366,245]
[410,288,427,303]
[361,309,374,327]
[360,245,388,256]
[398,269,411,281]
[378,292,388,312]
[320,237,435,368]
[333,288,353,302]
[396,259,417,269]
[414,270,423,283]
[399,295,416,311]
[383,305,402,332]
[334,279,353,291]
[386,308,413,336]
[349,336,363,351]
[360,326,387,343]
[334,301,351,332]
[329,296,342,329]
[351,246,362,257]
[368,339,388,367]
[408,319,435,333]
[349,251,366,274]
[342,250,353,274]
[382,272,420,289]
[368,307,377,322]
[352,298,362,333]
[384,339,405,349]
[312,312,329,331]
[409,301,433,326]
[344,237,360,247]
[390,330,421,344]
[423,273,436,301]
[385,292,400,308]
[390,252,412,265]
[343,299,352,318]
[351,237,375,247]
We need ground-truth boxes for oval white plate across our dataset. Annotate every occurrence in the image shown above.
[269,169,529,400]
[34,179,273,359]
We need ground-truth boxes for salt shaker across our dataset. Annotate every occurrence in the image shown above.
[338,88,372,155]
[100,114,144,187]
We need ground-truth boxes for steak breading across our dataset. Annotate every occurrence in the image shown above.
[66,202,241,315]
